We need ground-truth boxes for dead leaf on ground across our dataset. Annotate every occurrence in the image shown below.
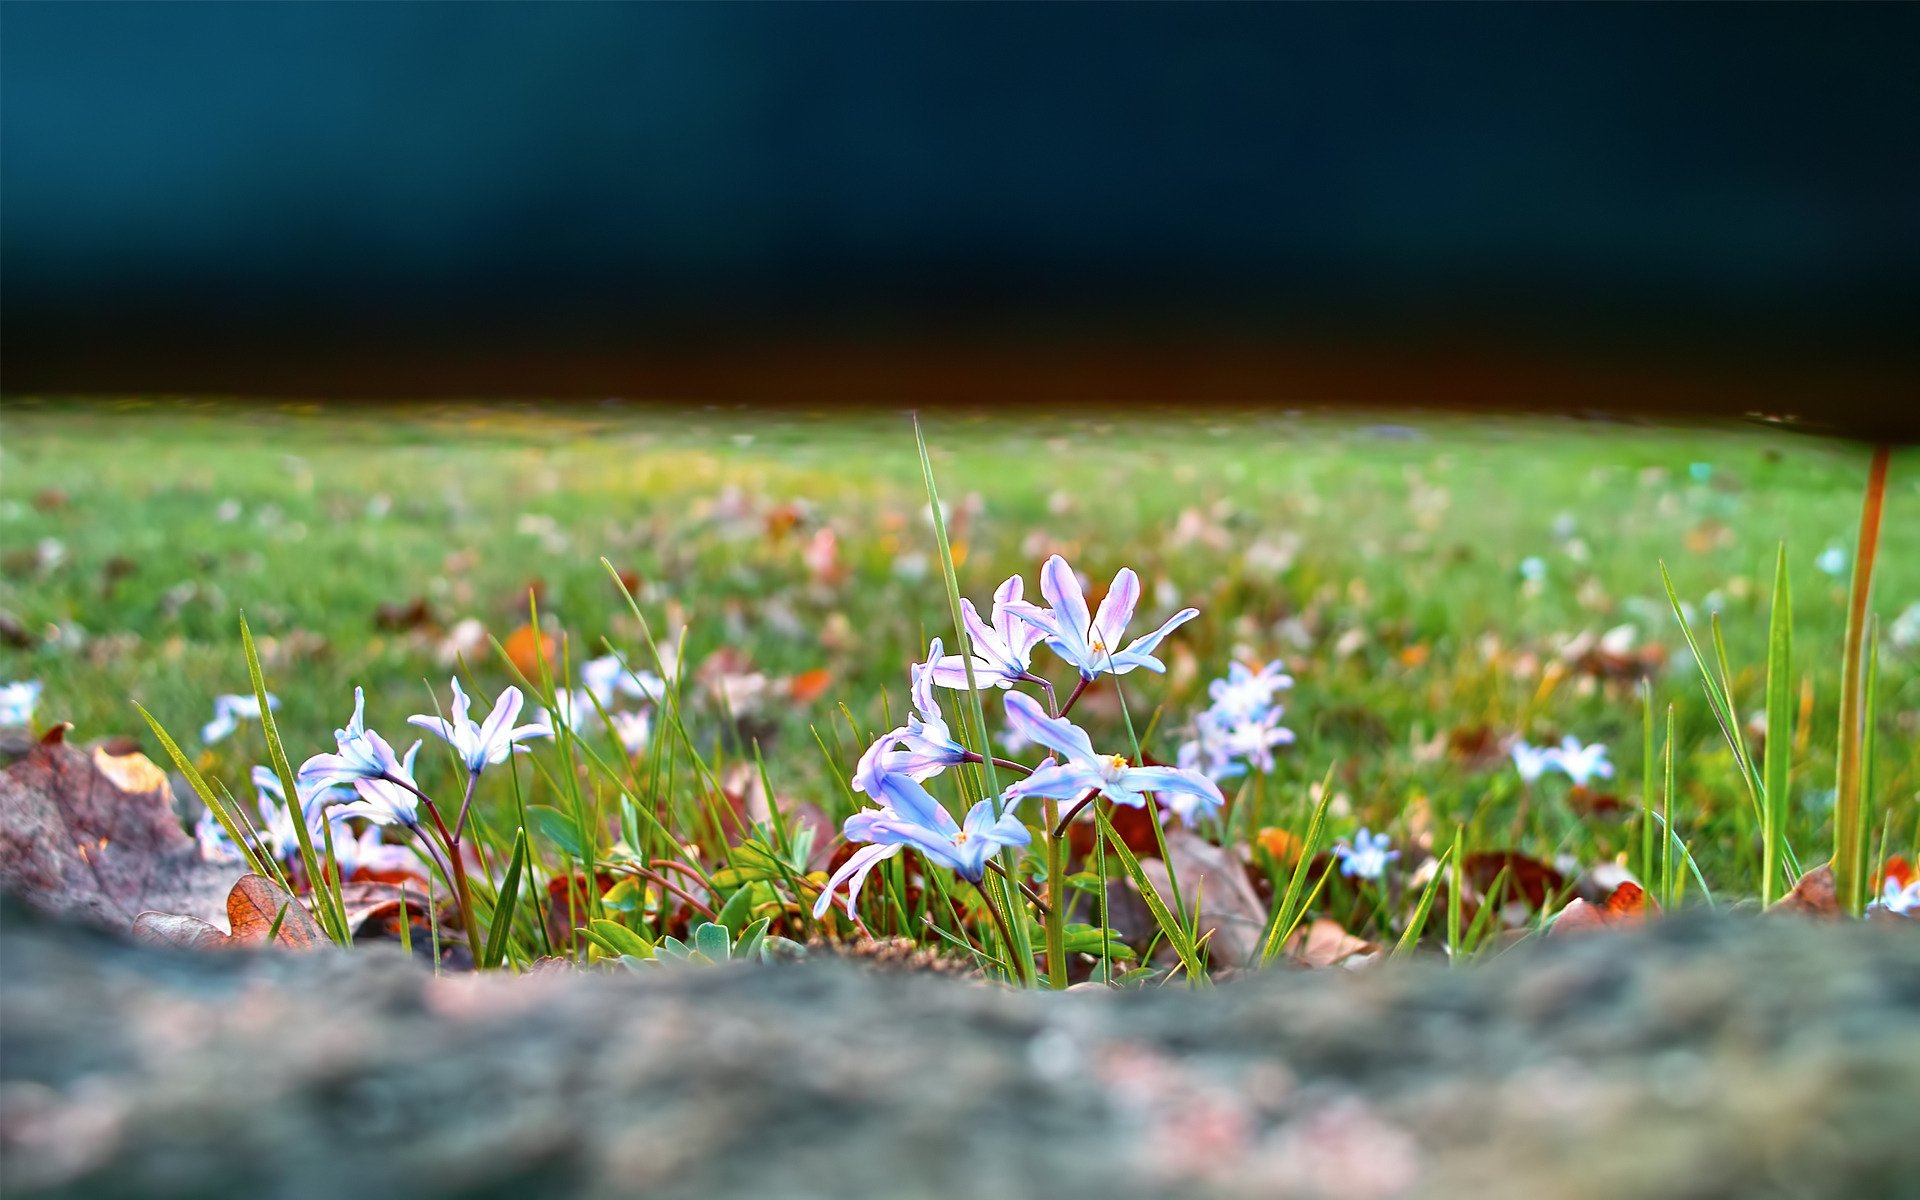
[1136,828,1268,967]
[1464,851,1567,912]
[133,874,327,952]
[1287,918,1380,968]
[374,596,438,633]
[1769,863,1839,918]
[784,668,834,706]
[1552,882,1652,936]
[0,737,236,931]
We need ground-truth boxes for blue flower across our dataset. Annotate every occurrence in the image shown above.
[1551,736,1614,787]
[1007,555,1198,681]
[1333,828,1398,880]
[201,692,279,744]
[1510,740,1555,783]
[408,678,549,776]
[999,691,1223,819]
[0,680,41,728]
[298,687,425,827]
[928,575,1047,690]
[581,654,667,707]
[813,758,1031,918]
[1206,660,1293,725]
[851,640,970,794]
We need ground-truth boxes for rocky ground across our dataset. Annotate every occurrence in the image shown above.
[4,896,1918,1200]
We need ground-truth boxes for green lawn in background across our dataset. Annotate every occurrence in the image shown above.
[2,398,1914,891]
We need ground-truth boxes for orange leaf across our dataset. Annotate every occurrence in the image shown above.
[1551,882,1650,936]
[226,874,324,950]
[504,623,557,680]
[785,668,833,705]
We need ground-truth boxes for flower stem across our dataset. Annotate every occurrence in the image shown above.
[1059,677,1092,718]
[386,773,485,960]
[1834,443,1891,915]
[1042,795,1067,988]
[1021,672,1060,718]
[453,771,479,843]
[985,859,1050,915]
[1052,789,1101,840]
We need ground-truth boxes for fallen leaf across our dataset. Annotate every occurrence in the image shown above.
[131,912,231,950]
[0,737,235,931]
[785,668,834,706]
[504,623,557,679]
[132,874,327,951]
[335,880,434,938]
[226,874,324,949]
[1287,918,1380,968]
[1552,882,1651,936]
[374,596,437,633]
[1464,851,1567,912]
[1137,828,1268,967]
[1768,863,1839,918]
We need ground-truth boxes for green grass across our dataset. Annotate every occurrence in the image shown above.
[3,398,1915,964]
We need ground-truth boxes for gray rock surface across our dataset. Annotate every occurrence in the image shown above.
[3,901,1918,1200]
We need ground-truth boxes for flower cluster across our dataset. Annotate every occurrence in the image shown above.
[816,554,1223,918]
[196,764,424,883]
[1510,736,1614,787]
[540,653,666,756]
[201,691,278,744]
[1175,661,1295,794]
[1332,828,1398,880]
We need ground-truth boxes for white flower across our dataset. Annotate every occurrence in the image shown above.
[408,678,549,776]
[581,654,666,707]
[0,681,42,728]
[1206,660,1293,725]
[1870,875,1920,916]
[202,692,278,744]
[610,709,652,756]
[1510,740,1555,783]
[1816,545,1848,577]
[1552,736,1614,787]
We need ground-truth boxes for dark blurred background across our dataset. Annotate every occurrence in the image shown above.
[3,3,1916,429]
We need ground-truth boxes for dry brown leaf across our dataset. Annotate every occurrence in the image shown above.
[1287,918,1380,968]
[1137,829,1268,967]
[0,737,235,931]
[226,874,324,949]
[131,912,231,951]
[1769,863,1840,918]
[1552,882,1651,936]
[132,874,329,952]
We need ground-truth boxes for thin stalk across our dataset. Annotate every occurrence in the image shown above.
[1834,444,1890,915]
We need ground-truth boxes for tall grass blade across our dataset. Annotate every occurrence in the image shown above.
[911,414,1037,986]
[1761,543,1793,904]
[1094,806,1207,985]
[481,826,529,970]
[1833,444,1891,914]
[240,614,349,945]
[1392,842,1455,959]
[1257,764,1337,965]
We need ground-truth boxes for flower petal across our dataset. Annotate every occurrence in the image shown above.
[1001,691,1096,764]
[1092,568,1141,652]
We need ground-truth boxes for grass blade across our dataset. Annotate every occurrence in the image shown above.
[1392,842,1455,959]
[1833,444,1891,914]
[480,826,529,970]
[1761,543,1793,905]
[1257,764,1337,965]
[1094,806,1207,985]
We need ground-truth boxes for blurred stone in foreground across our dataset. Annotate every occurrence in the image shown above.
[3,903,1916,1200]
